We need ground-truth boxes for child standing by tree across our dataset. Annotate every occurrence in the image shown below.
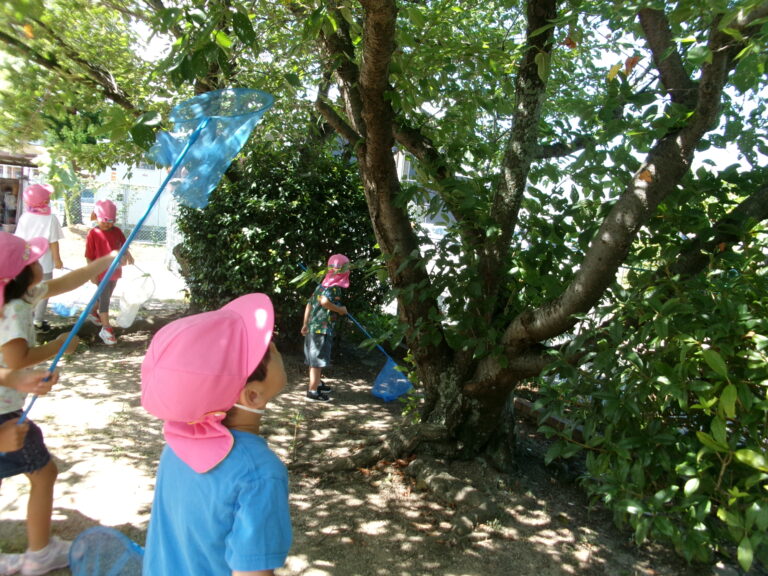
[84,199,133,346]
[301,254,350,402]
[14,184,65,332]
[0,232,115,576]
[141,293,292,575]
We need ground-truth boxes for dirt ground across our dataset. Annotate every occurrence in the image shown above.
[0,229,746,575]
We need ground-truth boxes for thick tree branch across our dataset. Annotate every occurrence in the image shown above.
[0,24,136,112]
[534,135,593,160]
[638,8,697,106]
[475,0,558,322]
[667,185,768,278]
[392,123,448,181]
[315,98,361,145]
[463,2,768,400]
[318,3,366,136]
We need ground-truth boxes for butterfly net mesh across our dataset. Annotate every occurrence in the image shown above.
[69,526,143,576]
[147,88,274,208]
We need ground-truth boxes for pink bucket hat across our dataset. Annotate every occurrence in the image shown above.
[94,199,117,222]
[23,184,53,215]
[141,293,274,473]
[321,254,350,288]
[0,232,49,308]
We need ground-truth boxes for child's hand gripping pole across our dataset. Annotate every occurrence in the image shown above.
[17,117,212,425]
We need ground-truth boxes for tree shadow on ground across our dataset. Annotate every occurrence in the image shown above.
[0,308,732,576]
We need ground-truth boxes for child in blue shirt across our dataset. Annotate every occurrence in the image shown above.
[141,293,292,575]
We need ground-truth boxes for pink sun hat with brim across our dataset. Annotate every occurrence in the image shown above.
[321,253,350,288]
[141,293,274,473]
[23,184,53,215]
[94,199,117,222]
[0,232,49,308]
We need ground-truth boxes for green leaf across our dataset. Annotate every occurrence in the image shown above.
[684,478,700,496]
[696,431,728,452]
[544,442,563,465]
[232,11,257,45]
[213,30,232,49]
[737,536,753,572]
[534,52,550,82]
[719,384,738,419]
[735,449,768,473]
[702,348,729,379]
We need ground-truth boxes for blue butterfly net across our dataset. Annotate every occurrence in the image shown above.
[69,526,143,576]
[147,88,274,208]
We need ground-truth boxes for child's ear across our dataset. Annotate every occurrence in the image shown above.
[239,381,264,409]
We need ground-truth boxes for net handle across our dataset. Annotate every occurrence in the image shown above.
[18,116,212,425]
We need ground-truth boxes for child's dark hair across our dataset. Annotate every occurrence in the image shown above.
[247,345,271,382]
[3,266,35,305]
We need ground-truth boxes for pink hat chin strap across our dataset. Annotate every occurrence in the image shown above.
[163,412,234,473]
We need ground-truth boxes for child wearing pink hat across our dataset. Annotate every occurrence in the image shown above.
[0,232,115,576]
[84,199,134,345]
[14,184,65,332]
[141,293,292,575]
[300,254,350,402]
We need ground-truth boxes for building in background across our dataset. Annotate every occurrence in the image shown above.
[0,148,41,233]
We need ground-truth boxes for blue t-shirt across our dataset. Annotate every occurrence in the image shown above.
[143,431,292,575]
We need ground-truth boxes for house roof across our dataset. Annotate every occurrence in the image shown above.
[0,148,40,168]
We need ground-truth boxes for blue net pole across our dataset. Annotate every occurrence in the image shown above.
[18,118,211,424]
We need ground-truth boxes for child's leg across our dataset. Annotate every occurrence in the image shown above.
[25,459,58,551]
[98,281,117,329]
[308,366,322,392]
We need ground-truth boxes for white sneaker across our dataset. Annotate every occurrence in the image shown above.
[99,327,117,346]
[20,537,71,576]
[0,553,23,576]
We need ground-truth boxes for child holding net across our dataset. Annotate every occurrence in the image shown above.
[0,232,115,576]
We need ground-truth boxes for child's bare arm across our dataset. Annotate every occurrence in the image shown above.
[319,296,347,316]
[1,334,80,370]
[47,252,117,297]
[0,367,58,395]
[300,303,311,335]
[50,241,63,269]
[232,570,274,576]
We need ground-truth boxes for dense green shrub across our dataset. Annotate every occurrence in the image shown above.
[174,141,385,348]
[535,240,768,571]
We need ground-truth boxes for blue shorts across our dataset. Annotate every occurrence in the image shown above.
[0,410,51,479]
[304,332,333,368]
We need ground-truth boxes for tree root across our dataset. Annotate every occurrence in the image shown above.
[290,423,500,538]
[405,457,502,537]
[294,422,449,473]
